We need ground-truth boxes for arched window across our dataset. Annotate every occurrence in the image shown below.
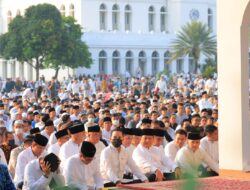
[138,51,147,76]
[112,4,120,31]
[125,5,132,31]
[208,8,213,31]
[125,51,133,75]
[160,7,168,32]
[99,50,107,74]
[69,4,74,17]
[112,50,120,74]
[16,9,21,16]
[100,4,107,30]
[164,51,171,72]
[60,5,65,16]
[148,6,155,32]
[176,58,184,74]
[152,51,159,75]
[7,11,12,24]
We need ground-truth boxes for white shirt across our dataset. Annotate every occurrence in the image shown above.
[23,159,65,190]
[71,82,81,94]
[59,139,81,168]
[200,137,219,164]
[155,79,167,94]
[94,141,106,165]
[175,146,219,177]
[70,114,79,122]
[0,148,7,165]
[48,131,57,146]
[132,144,176,174]
[198,98,213,110]
[40,130,50,140]
[63,154,88,190]
[164,141,181,162]
[100,144,147,183]
[14,147,45,185]
[47,142,60,157]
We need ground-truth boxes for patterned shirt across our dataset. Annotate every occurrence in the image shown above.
[0,164,16,190]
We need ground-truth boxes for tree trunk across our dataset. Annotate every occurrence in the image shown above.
[35,58,40,81]
[194,59,199,74]
[54,67,60,79]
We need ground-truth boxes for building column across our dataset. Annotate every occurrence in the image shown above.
[218,0,250,175]
[183,56,189,73]
[120,55,126,78]
[107,54,112,75]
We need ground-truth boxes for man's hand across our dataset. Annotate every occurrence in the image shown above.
[155,169,164,181]
[175,167,182,179]
[41,160,51,177]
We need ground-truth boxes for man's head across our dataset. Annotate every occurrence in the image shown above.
[103,117,112,131]
[174,129,187,148]
[79,141,96,165]
[42,153,60,172]
[55,128,69,146]
[13,120,24,136]
[44,120,55,136]
[31,134,48,157]
[205,125,218,141]
[140,129,154,148]
[68,123,85,145]
[110,128,123,148]
[153,129,165,147]
[187,132,201,152]
[87,125,101,144]
[122,128,133,148]
[191,114,201,127]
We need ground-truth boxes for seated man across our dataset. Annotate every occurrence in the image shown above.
[164,129,187,162]
[63,141,103,190]
[14,134,48,188]
[100,128,147,187]
[132,129,180,182]
[175,132,219,178]
[23,153,64,190]
[200,125,219,176]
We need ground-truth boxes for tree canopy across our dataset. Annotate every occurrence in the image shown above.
[169,21,217,73]
[0,3,92,80]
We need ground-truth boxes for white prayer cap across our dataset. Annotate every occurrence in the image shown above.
[14,120,24,126]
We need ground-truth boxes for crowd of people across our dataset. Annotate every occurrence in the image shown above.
[0,73,219,190]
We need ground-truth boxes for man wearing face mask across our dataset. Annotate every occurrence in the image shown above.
[64,141,103,190]
[100,128,148,187]
[111,113,120,130]
[13,120,25,146]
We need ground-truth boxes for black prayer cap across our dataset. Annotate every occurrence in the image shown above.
[68,123,85,134]
[122,128,133,135]
[42,114,50,123]
[55,128,68,139]
[34,134,48,146]
[44,153,60,172]
[30,128,40,135]
[141,128,155,136]
[141,118,152,124]
[103,117,111,122]
[80,141,96,157]
[205,125,217,134]
[132,128,142,136]
[187,132,202,140]
[87,125,100,132]
[45,120,54,127]
[48,107,55,113]
[153,129,165,137]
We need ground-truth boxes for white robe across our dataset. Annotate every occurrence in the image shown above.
[175,146,219,177]
[200,137,219,164]
[164,141,181,162]
[59,139,81,168]
[14,147,45,185]
[47,142,60,157]
[23,159,65,190]
[100,144,147,183]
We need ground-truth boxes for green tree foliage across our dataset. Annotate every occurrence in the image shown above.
[0,3,92,80]
[45,16,92,78]
[169,21,217,73]
[201,57,217,78]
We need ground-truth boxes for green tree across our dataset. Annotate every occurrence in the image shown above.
[169,21,216,73]
[44,16,92,78]
[0,4,62,80]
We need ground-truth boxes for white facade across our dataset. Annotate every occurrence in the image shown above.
[0,0,216,80]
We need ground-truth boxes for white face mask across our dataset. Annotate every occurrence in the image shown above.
[15,128,23,135]
[88,118,95,123]
[112,120,119,126]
